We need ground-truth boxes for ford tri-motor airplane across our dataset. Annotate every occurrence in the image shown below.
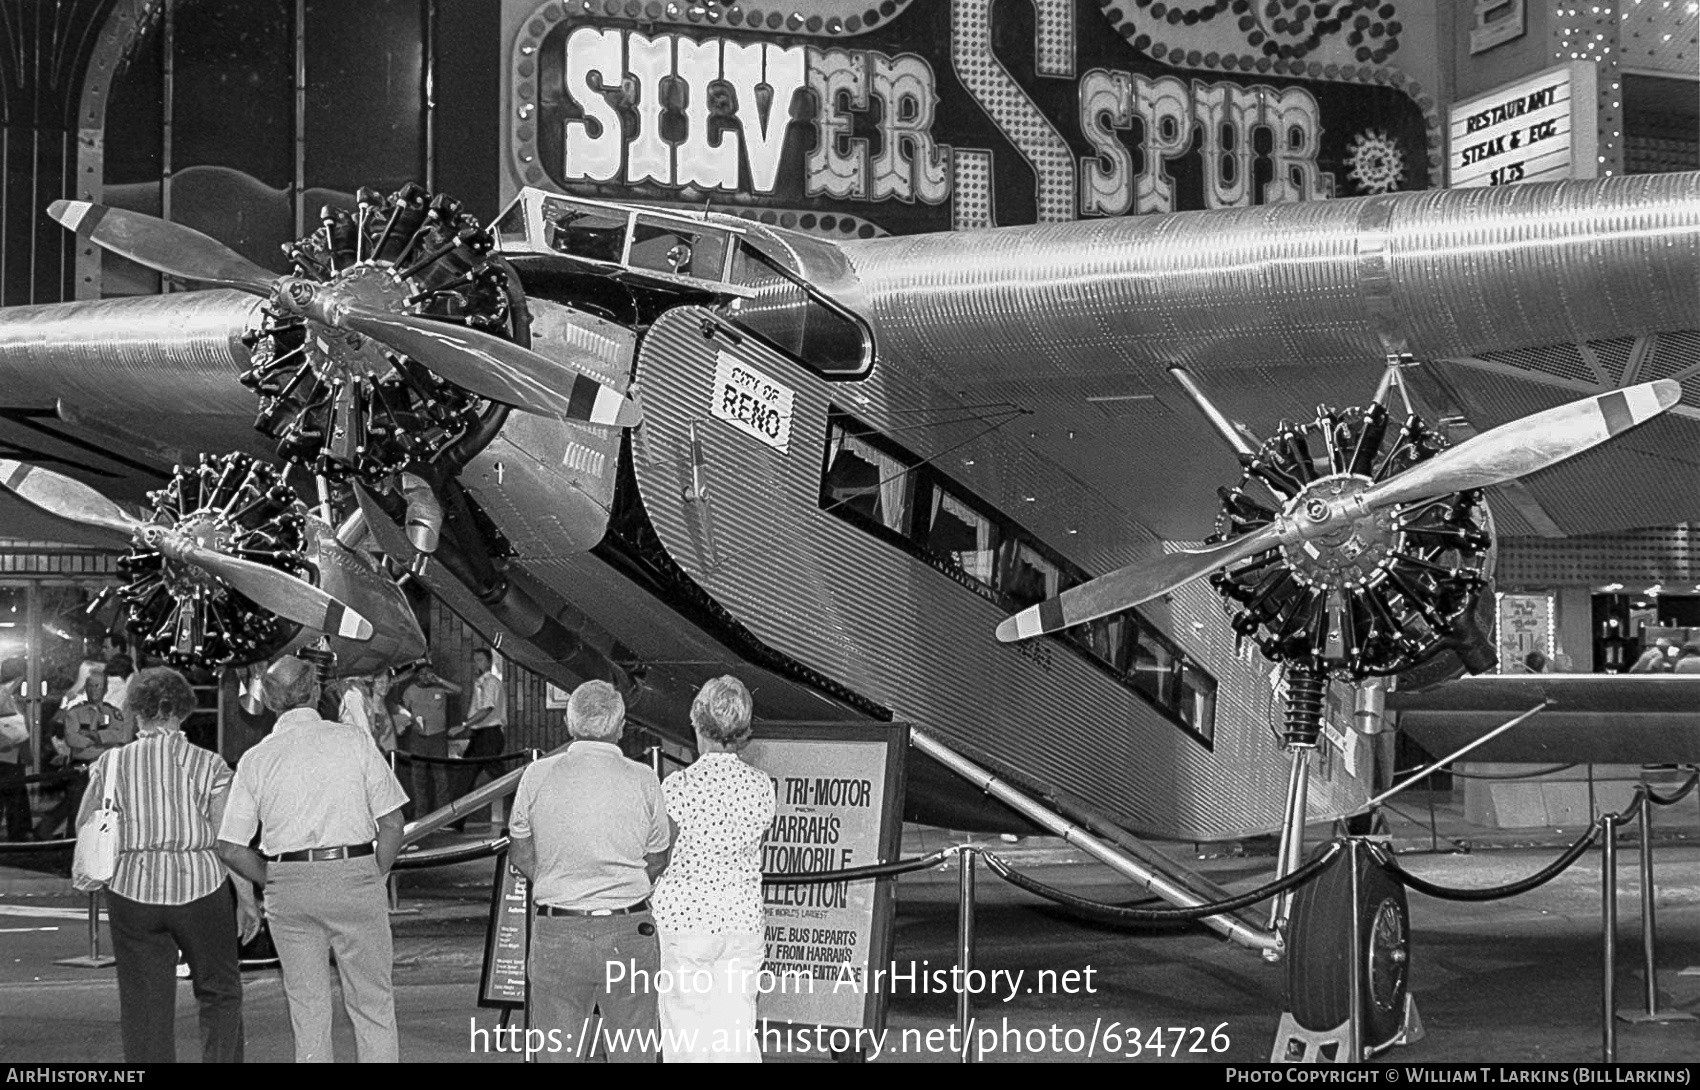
[2,172,1698,1050]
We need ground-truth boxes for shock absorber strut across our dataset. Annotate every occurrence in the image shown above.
[1283,665,1328,747]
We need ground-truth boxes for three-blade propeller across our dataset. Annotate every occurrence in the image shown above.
[0,460,372,641]
[997,380,1682,643]
[46,200,641,429]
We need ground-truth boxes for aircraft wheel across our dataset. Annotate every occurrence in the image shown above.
[1285,844,1410,1047]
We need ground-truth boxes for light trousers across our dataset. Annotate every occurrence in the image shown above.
[656,930,765,1063]
[266,855,398,1063]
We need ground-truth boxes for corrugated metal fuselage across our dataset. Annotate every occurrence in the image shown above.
[562,305,1372,842]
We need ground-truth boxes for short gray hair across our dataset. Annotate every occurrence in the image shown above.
[567,680,625,741]
[691,675,753,750]
[261,655,319,713]
[125,667,196,724]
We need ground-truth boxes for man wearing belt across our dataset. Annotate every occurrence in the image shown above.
[216,655,409,1063]
[509,680,670,1063]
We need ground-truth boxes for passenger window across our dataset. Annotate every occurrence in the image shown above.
[1179,662,1217,736]
[927,490,998,586]
[823,427,911,534]
[1001,542,1059,612]
[1128,630,1178,709]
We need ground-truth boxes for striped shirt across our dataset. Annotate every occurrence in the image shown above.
[80,731,234,906]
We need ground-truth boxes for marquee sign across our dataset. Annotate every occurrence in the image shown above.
[1447,62,1597,189]
[506,0,1434,233]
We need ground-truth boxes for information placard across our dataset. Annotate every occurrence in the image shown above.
[741,722,908,1035]
[478,849,531,1010]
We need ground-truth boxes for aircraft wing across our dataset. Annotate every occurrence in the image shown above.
[1388,675,1700,764]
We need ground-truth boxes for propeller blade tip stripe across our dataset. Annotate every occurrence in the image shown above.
[567,374,599,422]
[1604,381,1680,436]
[324,599,374,642]
[997,606,1050,643]
[47,200,99,235]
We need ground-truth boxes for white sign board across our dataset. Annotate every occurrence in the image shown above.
[711,351,796,453]
[744,734,895,1031]
[1496,592,1553,673]
[1448,62,1597,189]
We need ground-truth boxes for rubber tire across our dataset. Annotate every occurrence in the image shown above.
[1285,845,1411,1047]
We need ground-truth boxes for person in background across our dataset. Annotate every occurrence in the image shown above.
[367,672,400,755]
[217,655,409,1063]
[78,666,260,1063]
[508,680,670,1063]
[103,653,134,713]
[449,649,507,831]
[0,660,31,842]
[37,663,132,839]
[335,676,372,737]
[1629,637,1675,674]
[1673,642,1700,673]
[399,663,460,820]
[651,676,776,1063]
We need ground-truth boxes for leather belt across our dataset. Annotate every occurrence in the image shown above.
[268,844,375,863]
[536,898,650,917]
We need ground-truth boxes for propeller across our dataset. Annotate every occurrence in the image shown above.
[46,199,641,428]
[997,380,1682,643]
[0,459,373,641]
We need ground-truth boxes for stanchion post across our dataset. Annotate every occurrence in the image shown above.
[54,889,116,968]
[387,750,420,916]
[957,847,977,1064]
[1602,812,1618,1062]
[1638,801,1657,1019]
[1346,838,1364,1062]
[1618,797,1695,1026]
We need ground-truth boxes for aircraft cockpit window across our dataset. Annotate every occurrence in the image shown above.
[823,427,911,534]
[629,217,730,281]
[928,490,998,586]
[494,198,529,248]
[818,407,1215,748]
[727,241,872,379]
[542,199,628,265]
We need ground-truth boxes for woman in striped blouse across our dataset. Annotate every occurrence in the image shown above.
[76,667,261,1063]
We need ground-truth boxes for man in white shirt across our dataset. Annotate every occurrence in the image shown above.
[450,648,507,829]
[216,656,409,1063]
[509,681,670,1063]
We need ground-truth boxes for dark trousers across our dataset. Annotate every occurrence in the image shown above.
[406,731,450,820]
[0,761,30,841]
[108,884,245,1063]
[34,765,88,840]
[452,727,505,823]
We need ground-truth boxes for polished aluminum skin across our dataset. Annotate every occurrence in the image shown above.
[0,289,259,413]
[820,173,1700,375]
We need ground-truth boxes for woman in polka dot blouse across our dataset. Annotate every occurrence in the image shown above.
[651,676,777,1062]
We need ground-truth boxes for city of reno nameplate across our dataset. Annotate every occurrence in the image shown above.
[711,351,796,453]
[741,721,908,1034]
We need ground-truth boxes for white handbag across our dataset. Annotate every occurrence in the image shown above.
[72,749,123,892]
